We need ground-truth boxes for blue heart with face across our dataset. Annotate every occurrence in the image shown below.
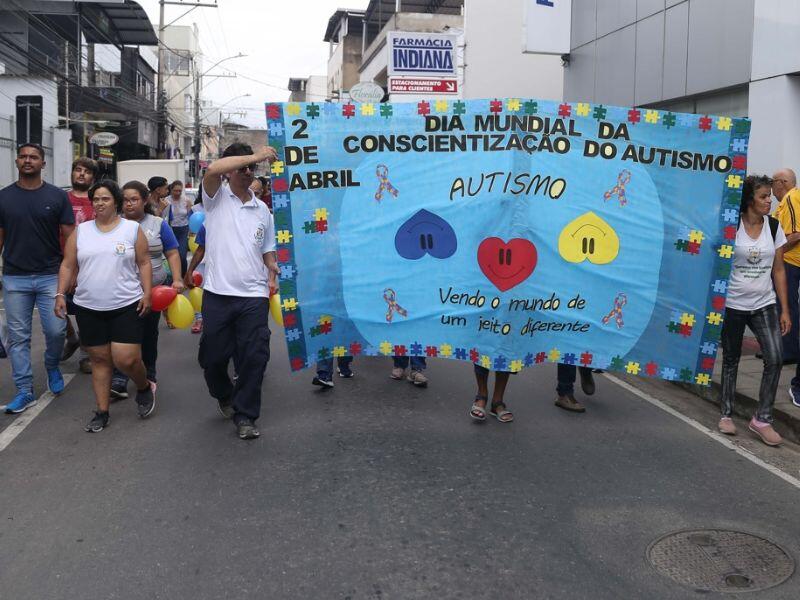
[394,209,457,260]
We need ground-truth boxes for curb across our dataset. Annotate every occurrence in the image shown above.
[676,380,800,445]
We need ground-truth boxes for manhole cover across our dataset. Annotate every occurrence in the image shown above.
[647,529,794,593]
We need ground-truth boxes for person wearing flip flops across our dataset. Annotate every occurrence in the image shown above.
[469,364,513,423]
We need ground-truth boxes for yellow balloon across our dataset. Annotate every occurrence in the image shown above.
[269,293,284,327]
[188,234,198,253]
[188,287,203,312]
[166,294,194,329]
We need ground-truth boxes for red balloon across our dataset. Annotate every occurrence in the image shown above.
[151,285,177,312]
[192,272,203,287]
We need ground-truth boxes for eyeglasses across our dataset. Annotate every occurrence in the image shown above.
[122,197,141,204]
[237,164,256,173]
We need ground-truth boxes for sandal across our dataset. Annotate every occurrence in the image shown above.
[490,402,514,423]
[470,395,488,421]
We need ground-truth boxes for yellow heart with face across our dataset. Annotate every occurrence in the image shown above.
[558,212,620,264]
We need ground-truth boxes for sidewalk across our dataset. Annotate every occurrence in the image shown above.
[679,335,800,444]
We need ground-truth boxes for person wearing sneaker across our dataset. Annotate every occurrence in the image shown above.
[391,356,428,387]
[60,157,98,373]
[554,365,595,413]
[771,168,800,405]
[469,364,513,423]
[719,175,791,447]
[54,180,155,432]
[199,143,279,440]
[312,356,354,388]
[184,223,206,334]
[108,181,184,400]
[0,143,74,414]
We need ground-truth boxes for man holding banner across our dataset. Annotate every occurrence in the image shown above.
[200,143,279,440]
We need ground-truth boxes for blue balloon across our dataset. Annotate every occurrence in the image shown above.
[188,211,205,233]
[394,209,457,260]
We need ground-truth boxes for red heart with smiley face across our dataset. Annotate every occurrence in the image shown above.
[477,237,537,292]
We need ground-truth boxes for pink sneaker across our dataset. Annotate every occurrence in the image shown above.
[718,417,736,435]
[748,417,782,446]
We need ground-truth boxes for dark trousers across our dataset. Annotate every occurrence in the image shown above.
[720,304,781,423]
[112,310,161,385]
[556,364,592,395]
[316,356,352,379]
[172,225,190,277]
[199,291,270,422]
[777,261,800,362]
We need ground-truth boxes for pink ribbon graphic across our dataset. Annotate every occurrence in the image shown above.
[602,293,627,329]
[375,164,399,202]
[383,288,408,323]
[603,170,631,206]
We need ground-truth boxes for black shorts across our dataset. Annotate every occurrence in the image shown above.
[74,302,144,347]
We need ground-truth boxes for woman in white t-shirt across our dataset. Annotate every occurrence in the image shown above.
[54,180,155,433]
[720,175,791,446]
[167,180,193,277]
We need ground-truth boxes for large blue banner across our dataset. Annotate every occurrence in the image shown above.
[266,99,749,385]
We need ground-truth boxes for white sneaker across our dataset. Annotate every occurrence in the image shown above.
[390,367,405,380]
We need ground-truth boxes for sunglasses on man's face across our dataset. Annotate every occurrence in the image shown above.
[237,164,257,173]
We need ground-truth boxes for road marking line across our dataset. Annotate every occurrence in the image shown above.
[605,374,800,491]
[0,374,75,453]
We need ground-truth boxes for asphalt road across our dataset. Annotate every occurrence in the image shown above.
[1,315,800,599]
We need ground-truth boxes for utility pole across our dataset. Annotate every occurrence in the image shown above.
[193,61,201,184]
[156,1,218,159]
[156,0,166,157]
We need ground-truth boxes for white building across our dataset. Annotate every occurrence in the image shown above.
[462,0,563,101]
[0,76,71,187]
[162,24,201,165]
[563,0,800,176]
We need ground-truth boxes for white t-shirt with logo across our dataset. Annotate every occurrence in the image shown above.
[74,218,143,311]
[727,216,787,311]
[201,183,275,297]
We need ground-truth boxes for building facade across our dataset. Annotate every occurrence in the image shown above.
[462,0,563,101]
[563,0,800,175]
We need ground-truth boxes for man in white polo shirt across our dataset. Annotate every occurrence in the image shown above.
[200,142,278,440]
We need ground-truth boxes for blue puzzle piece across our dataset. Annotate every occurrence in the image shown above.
[281,265,296,279]
[454,347,467,360]
[272,194,290,209]
[268,122,284,137]
[286,328,301,342]
[523,353,535,367]
[701,341,717,355]
[395,209,458,260]
[723,209,739,223]
[493,356,507,371]
[712,279,727,294]
[410,342,423,355]
[562,352,576,365]
[661,367,677,380]
[732,138,748,153]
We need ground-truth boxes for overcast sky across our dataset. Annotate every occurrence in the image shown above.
[136,0,370,128]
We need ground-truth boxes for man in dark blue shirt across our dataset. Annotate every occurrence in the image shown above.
[0,143,75,413]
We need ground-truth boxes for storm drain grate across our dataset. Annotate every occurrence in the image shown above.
[647,529,794,593]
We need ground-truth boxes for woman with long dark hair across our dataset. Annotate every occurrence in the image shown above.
[719,175,791,446]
